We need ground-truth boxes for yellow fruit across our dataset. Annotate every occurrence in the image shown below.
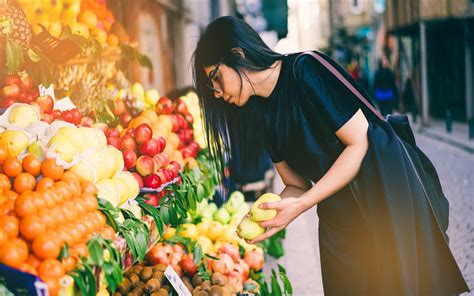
[115,171,140,200]
[90,27,107,45]
[48,21,62,38]
[178,223,199,240]
[163,227,176,240]
[78,10,98,29]
[8,105,40,127]
[131,83,145,101]
[96,180,121,207]
[1,130,30,157]
[106,146,124,177]
[59,10,77,26]
[250,193,281,222]
[157,115,173,134]
[196,219,211,235]
[70,22,89,38]
[57,127,85,153]
[207,221,224,242]
[69,162,95,183]
[196,235,213,254]
[145,89,160,107]
[110,177,130,206]
[47,134,77,163]
[236,217,265,241]
[106,34,119,47]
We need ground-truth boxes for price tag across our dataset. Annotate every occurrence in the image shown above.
[164,265,192,296]
[54,97,76,112]
[38,84,56,101]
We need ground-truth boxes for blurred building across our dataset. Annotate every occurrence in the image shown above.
[385,0,474,136]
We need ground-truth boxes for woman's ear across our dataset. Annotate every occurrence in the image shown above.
[231,47,245,59]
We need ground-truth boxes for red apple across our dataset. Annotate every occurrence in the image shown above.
[41,113,54,124]
[2,84,20,98]
[4,74,21,86]
[176,114,187,130]
[70,108,82,125]
[176,99,188,115]
[20,76,33,90]
[138,139,160,157]
[155,97,174,115]
[60,110,75,123]
[144,174,161,189]
[122,149,137,169]
[152,156,162,171]
[155,170,168,184]
[121,135,137,151]
[156,137,166,152]
[134,123,153,144]
[108,128,120,138]
[144,193,159,206]
[179,254,198,276]
[136,155,155,176]
[169,160,181,171]
[112,98,126,116]
[146,247,170,265]
[184,113,193,124]
[131,172,144,188]
[52,109,62,119]
[80,116,94,127]
[120,112,132,126]
[170,115,179,132]
[125,128,135,136]
[181,147,193,159]
[159,152,170,167]
[36,95,54,114]
[107,136,122,150]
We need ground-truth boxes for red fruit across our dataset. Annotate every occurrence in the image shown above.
[121,135,137,151]
[146,246,170,265]
[122,150,137,169]
[179,254,198,276]
[125,128,135,136]
[157,137,166,153]
[184,113,194,124]
[143,193,159,206]
[158,152,170,167]
[218,243,240,262]
[20,76,33,90]
[4,74,21,86]
[1,97,16,108]
[80,117,94,127]
[181,147,193,159]
[144,174,161,189]
[155,97,174,115]
[176,114,187,130]
[41,113,54,124]
[243,251,264,271]
[52,110,61,119]
[172,244,185,254]
[211,253,234,275]
[176,99,188,115]
[60,110,75,123]
[120,112,132,126]
[36,95,54,114]
[169,160,181,171]
[131,172,144,188]
[152,155,163,170]
[70,109,82,125]
[170,115,179,132]
[112,99,126,116]
[2,84,20,98]
[155,170,168,184]
[108,128,120,138]
[138,139,160,157]
[134,123,153,144]
[107,136,122,150]
[136,155,155,176]
[235,259,250,280]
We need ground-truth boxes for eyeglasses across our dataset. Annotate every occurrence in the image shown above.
[206,58,224,94]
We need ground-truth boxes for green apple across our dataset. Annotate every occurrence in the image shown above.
[214,207,231,224]
[250,193,281,222]
[237,217,265,240]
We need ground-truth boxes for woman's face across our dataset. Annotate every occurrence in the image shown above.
[204,63,253,107]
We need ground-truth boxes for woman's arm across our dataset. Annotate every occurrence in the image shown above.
[249,109,368,243]
[274,160,312,198]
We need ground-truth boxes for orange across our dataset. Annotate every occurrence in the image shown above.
[0,174,11,191]
[99,224,116,240]
[80,180,98,195]
[19,262,38,275]
[0,144,8,163]
[0,238,28,268]
[36,177,55,191]
[22,155,42,177]
[41,276,59,296]
[61,172,82,197]
[68,227,82,245]
[49,207,66,226]
[61,256,76,272]
[78,10,98,29]
[106,33,119,46]
[37,208,57,230]
[20,215,46,241]
[53,181,72,200]
[14,191,37,218]
[3,157,22,178]
[55,226,72,245]
[72,197,87,216]
[39,190,55,208]
[60,202,78,224]
[31,191,46,209]
[0,228,8,246]
[3,190,18,200]
[81,193,98,212]
[14,173,37,193]
[27,254,41,268]
[95,211,107,227]
[70,243,88,258]
[38,259,65,279]
[0,199,14,215]
[41,159,64,181]
[0,214,19,238]
[32,233,60,260]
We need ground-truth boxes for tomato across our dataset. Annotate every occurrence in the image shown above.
[32,234,60,260]
[0,214,19,237]
[14,173,37,193]
[20,215,46,241]
[3,157,22,178]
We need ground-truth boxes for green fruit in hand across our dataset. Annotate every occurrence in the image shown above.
[237,217,265,240]
[250,193,281,222]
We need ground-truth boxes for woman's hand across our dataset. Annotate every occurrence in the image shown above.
[248,197,306,244]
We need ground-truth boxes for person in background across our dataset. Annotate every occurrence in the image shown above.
[373,56,399,116]
[402,72,419,123]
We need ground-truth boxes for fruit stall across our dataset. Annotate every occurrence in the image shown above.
[0,1,292,295]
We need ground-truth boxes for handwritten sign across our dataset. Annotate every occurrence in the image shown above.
[164,265,191,296]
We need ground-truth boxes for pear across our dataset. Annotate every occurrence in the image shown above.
[115,171,140,201]
[47,134,77,163]
[69,161,96,183]
[8,104,40,128]
[237,217,265,241]
[250,193,281,222]
[110,177,131,206]
[1,130,30,157]
[96,180,121,207]
[145,89,160,107]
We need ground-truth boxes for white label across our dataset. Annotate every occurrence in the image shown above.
[54,97,76,112]
[39,84,56,101]
[164,265,192,296]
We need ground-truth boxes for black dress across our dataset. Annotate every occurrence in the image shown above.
[263,52,469,295]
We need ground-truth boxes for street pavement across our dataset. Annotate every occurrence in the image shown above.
[265,132,474,295]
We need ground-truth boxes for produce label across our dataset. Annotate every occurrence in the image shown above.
[38,84,56,101]
[164,265,192,296]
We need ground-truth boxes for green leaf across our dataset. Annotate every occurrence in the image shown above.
[6,39,24,74]
[279,271,293,295]
[58,243,69,260]
[260,282,270,296]
[267,238,284,259]
[88,240,104,266]
[204,253,219,260]
[239,244,246,258]
[277,264,286,275]
[271,270,283,296]
[120,44,136,60]
[136,52,153,69]
[27,49,40,62]
[193,245,203,266]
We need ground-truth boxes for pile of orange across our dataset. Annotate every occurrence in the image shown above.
[0,150,116,296]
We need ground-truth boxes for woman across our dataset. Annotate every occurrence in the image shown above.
[193,16,469,295]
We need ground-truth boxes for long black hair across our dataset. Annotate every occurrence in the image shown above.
[192,16,283,188]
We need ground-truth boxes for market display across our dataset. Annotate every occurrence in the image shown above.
[0,1,292,295]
